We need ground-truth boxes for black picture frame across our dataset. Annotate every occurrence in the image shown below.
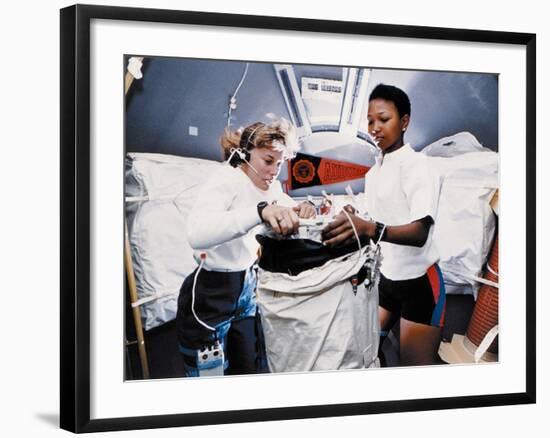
[60,4,536,433]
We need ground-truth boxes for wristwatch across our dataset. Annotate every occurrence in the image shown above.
[374,221,387,243]
[257,201,269,221]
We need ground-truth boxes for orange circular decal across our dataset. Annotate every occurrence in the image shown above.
[292,160,316,184]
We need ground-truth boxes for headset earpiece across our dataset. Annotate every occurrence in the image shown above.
[227,123,261,175]
[228,147,250,168]
[227,147,260,176]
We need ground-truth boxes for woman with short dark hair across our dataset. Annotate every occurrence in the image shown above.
[323,84,445,366]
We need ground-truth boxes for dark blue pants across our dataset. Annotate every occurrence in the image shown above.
[176,267,266,376]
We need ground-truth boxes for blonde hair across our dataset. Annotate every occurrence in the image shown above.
[220,117,300,161]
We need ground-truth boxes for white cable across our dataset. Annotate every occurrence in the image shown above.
[341,209,366,274]
[232,62,249,99]
[344,185,360,213]
[226,63,250,127]
[191,255,216,332]
[226,148,240,165]
[375,224,387,246]
[342,209,362,254]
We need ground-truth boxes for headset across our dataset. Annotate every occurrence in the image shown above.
[226,124,263,175]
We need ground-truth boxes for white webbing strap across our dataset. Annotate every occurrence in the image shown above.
[474,325,499,363]
[130,291,175,308]
[486,263,499,278]
[444,267,499,289]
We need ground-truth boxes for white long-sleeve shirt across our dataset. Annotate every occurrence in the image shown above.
[186,165,295,271]
[365,144,440,280]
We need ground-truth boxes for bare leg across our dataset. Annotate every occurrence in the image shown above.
[399,318,442,366]
[379,306,399,332]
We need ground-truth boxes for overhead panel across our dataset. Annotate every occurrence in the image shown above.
[300,76,344,130]
[273,64,312,138]
[339,68,370,138]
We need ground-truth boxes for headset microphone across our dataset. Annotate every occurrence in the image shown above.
[227,147,260,176]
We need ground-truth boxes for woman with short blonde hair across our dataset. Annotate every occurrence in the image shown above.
[176,117,315,376]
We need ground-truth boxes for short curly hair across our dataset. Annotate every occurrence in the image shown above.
[369,84,411,118]
[220,117,299,160]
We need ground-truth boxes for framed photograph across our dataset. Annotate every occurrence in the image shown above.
[60,4,536,433]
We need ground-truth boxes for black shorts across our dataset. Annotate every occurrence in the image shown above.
[378,264,446,327]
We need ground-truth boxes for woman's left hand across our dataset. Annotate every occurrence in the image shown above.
[292,202,316,219]
[322,211,373,247]
[261,204,300,236]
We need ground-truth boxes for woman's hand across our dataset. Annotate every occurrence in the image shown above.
[322,211,374,247]
[261,204,300,236]
[292,201,316,219]
[342,204,357,215]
